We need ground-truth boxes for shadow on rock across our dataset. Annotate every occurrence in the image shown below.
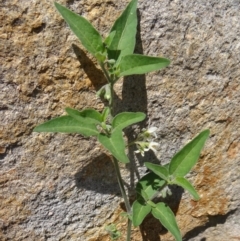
[72,44,107,90]
[74,153,121,195]
[114,9,147,117]
[183,209,237,241]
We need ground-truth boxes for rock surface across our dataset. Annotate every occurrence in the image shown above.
[0,0,239,240]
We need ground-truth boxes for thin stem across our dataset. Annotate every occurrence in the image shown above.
[99,62,111,83]
[99,62,115,119]
[112,157,132,241]
[101,61,132,240]
[126,219,132,241]
[112,157,131,213]
[109,83,114,118]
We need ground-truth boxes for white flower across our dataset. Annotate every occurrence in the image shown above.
[148,141,160,153]
[134,141,148,156]
[133,126,159,156]
[134,149,145,157]
[134,141,159,156]
[137,126,158,141]
[146,127,158,138]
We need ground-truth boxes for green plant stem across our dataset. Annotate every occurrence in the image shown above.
[112,157,132,241]
[102,60,132,241]
[109,83,114,118]
[99,62,115,119]
[127,219,132,241]
[99,62,111,83]
[112,157,131,213]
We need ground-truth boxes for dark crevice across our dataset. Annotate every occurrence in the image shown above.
[12,18,24,26]
[38,67,49,74]
[0,143,20,160]
[0,106,8,111]
[32,23,46,34]
[214,119,228,124]
[0,152,7,160]
[30,87,42,98]
[22,7,28,14]
[66,0,75,5]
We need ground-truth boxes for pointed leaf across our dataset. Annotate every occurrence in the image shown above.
[152,202,182,241]
[112,112,146,131]
[55,2,103,56]
[136,172,166,200]
[145,162,169,181]
[173,177,200,200]
[169,130,210,177]
[104,31,116,47]
[98,129,129,163]
[33,116,99,137]
[76,108,102,122]
[132,199,151,227]
[101,107,110,122]
[118,54,170,76]
[109,0,138,60]
[65,107,102,124]
[163,163,170,170]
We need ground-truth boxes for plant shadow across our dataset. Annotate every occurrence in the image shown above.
[74,153,121,195]
[72,44,107,90]
[113,9,147,117]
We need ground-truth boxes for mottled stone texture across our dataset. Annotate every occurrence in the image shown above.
[0,0,239,240]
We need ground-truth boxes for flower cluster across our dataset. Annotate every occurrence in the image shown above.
[134,127,159,156]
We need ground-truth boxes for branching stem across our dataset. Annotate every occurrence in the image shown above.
[101,59,132,240]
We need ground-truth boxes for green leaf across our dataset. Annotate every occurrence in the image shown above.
[136,172,166,200]
[169,130,210,177]
[107,49,121,62]
[172,177,200,200]
[105,224,121,240]
[109,0,138,60]
[65,107,102,124]
[104,30,116,47]
[132,199,151,227]
[118,54,170,76]
[101,107,110,122]
[96,84,111,101]
[144,162,169,181]
[33,116,99,137]
[98,129,129,163]
[112,112,146,131]
[152,202,182,241]
[54,2,103,57]
[146,200,157,208]
[163,163,170,170]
